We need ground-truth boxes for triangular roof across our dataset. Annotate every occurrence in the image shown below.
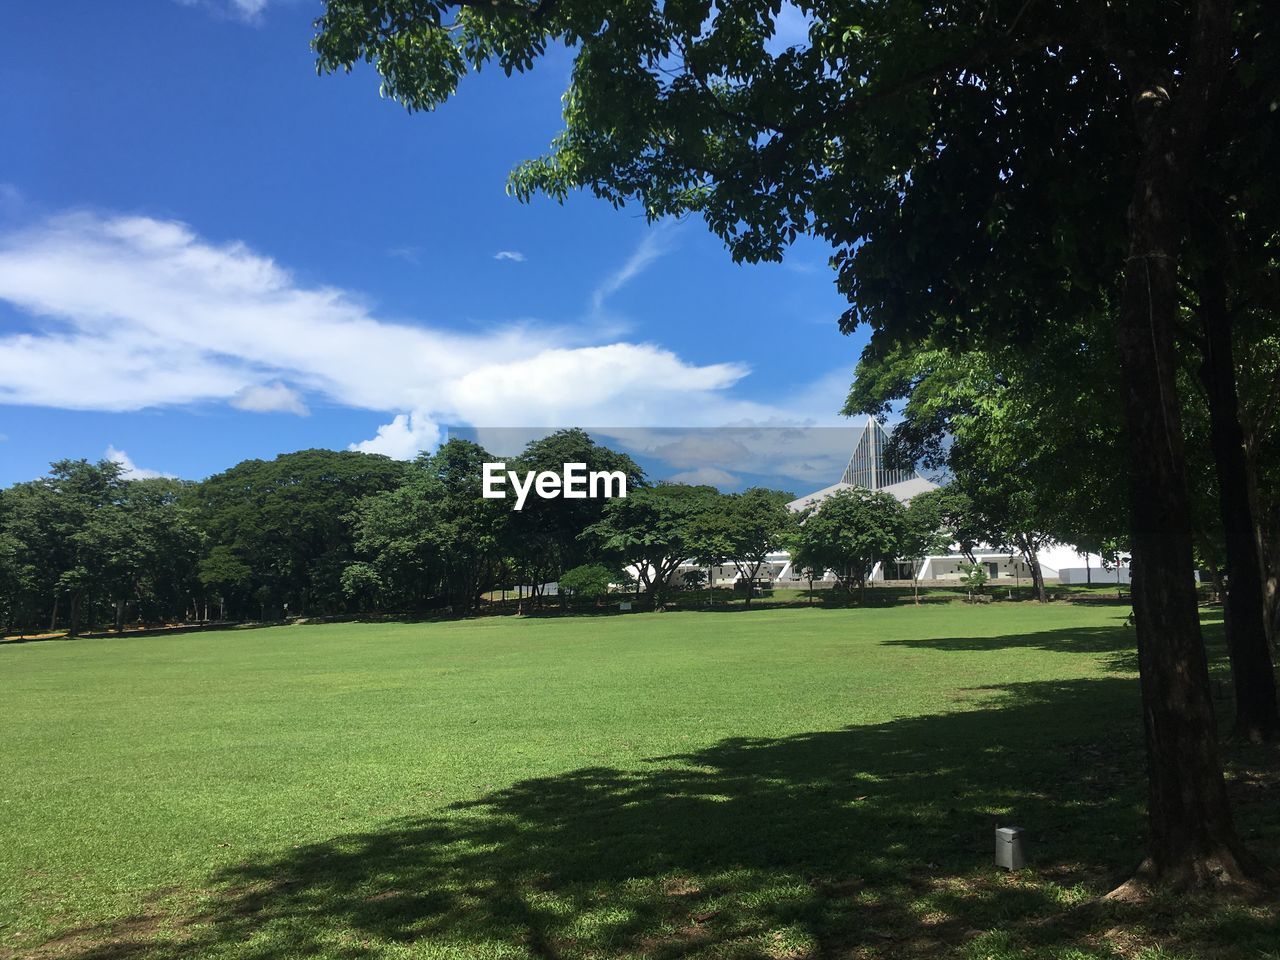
[788,418,936,512]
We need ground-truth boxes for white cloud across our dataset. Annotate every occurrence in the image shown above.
[349,411,442,460]
[0,212,768,459]
[230,382,309,416]
[105,446,175,481]
[494,250,526,262]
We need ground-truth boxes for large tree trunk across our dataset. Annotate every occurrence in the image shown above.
[1029,556,1046,603]
[1265,548,1280,648]
[1116,0,1254,890]
[1196,266,1279,741]
[1243,415,1280,649]
[1112,0,1252,887]
[1116,209,1248,886]
[1019,536,1047,603]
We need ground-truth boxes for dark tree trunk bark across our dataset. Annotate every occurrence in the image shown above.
[1196,266,1279,741]
[68,592,81,638]
[49,594,59,632]
[1020,538,1047,603]
[1204,561,1226,603]
[1113,0,1253,886]
[114,598,126,633]
[1014,534,1046,602]
[1116,230,1247,886]
[1029,556,1046,603]
[1265,545,1280,648]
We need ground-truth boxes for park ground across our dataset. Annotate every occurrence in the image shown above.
[1,604,1277,960]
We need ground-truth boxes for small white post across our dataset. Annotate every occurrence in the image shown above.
[995,826,1025,870]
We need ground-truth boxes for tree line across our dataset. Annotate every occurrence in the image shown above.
[2,427,1073,636]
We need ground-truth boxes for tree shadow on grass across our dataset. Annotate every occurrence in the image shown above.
[883,621,1135,655]
[33,632,1278,960]
[882,617,1235,683]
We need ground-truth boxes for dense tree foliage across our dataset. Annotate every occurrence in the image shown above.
[192,449,408,618]
[899,490,964,603]
[0,462,202,635]
[506,429,643,604]
[347,439,510,612]
[792,488,906,603]
[693,487,797,603]
[582,483,720,606]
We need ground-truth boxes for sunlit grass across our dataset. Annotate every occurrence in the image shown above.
[1,604,1274,958]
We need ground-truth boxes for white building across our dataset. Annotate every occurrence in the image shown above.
[660,418,1129,591]
[776,419,1121,585]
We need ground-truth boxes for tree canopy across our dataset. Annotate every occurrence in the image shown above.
[792,487,906,602]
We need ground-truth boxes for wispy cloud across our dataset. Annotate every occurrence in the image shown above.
[230,0,269,16]
[590,224,677,314]
[0,183,23,211]
[173,0,270,23]
[0,211,753,460]
[105,446,175,481]
[494,250,526,263]
[386,246,422,265]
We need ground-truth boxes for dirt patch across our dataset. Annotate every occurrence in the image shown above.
[3,912,180,960]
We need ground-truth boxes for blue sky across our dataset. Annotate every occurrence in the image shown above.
[0,0,865,486]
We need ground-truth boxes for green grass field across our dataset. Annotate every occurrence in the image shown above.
[2,605,1276,959]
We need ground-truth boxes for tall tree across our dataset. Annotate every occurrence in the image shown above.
[1240,331,1280,644]
[508,429,643,605]
[117,478,203,629]
[848,343,1121,603]
[792,488,906,603]
[348,439,509,612]
[693,487,795,603]
[43,459,131,636]
[314,0,1270,884]
[418,439,511,611]
[1182,159,1280,740]
[193,449,406,615]
[582,483,716,607]
[0,488,22,634]
[901,488,969,604]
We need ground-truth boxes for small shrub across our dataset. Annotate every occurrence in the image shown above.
[959,563,989,600]
[558,564,618,603]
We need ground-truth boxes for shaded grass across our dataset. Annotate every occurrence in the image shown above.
[0,605,1275,959]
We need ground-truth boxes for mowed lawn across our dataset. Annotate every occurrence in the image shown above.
[2,605,1277,959]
